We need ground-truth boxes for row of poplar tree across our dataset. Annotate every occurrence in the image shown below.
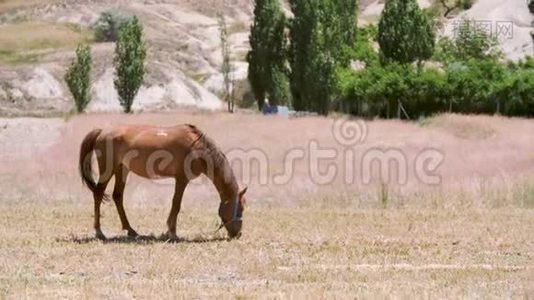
[248,0,433,115]
[65,13,146,114]
[248,0,360,115]
[247,0,534,118]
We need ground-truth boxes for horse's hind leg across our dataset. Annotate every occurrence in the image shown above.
[93,183,109,241]
[113,165,138,237]
[93,148,114,240]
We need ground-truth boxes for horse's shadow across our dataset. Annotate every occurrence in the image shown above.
[59,233,228,245]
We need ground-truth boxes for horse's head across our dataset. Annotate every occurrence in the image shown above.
[219,187,247,239]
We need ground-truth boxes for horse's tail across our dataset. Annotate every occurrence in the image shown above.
[79,128,102,195]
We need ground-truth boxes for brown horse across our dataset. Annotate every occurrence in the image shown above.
[78,123,247,241]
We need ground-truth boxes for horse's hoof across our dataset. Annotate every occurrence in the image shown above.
[96,232,107,241]
[166,232,181,242]
[127,230,139,237]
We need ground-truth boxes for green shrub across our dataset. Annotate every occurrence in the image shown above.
[500,70,534,117]
[434,19,502,62]
[337,17,532,119]
[92,9,131,42]
[338,57,534,119]
[404,67,448,116]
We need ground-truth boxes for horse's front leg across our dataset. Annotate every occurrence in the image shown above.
[166,179,187,241]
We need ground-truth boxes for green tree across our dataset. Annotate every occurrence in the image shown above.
[378,0,435,65]
[335,0,358,47]
[288,0,315,111]
[306,22,337,114]
[270,68,292,107]
[247,0,290,109]
[114,16,146,113]
[326,0,358,65]
[65,44,92,113]
[289,0,357,114]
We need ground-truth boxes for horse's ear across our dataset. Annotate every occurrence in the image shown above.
[239,186,248,198]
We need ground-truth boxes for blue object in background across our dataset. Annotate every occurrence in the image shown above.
[262,104,289,117]
[261,103,273,115]
[277,106,289,117]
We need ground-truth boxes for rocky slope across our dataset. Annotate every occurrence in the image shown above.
[0,0,252,116]
[442,0,534,61]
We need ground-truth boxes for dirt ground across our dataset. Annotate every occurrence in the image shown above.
[0,111,533,298]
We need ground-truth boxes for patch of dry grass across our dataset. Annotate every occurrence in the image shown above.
[0,202,532,298]
[0,22,93,64]
[424,114,497,140]
[0,0,50,13]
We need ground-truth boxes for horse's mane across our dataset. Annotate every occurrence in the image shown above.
[187,124,206,147]
[186,124,233,179]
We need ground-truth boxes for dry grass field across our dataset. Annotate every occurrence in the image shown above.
[0,111,534,298]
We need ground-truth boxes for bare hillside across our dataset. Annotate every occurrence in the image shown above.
[442,0,534,61]
[0,0,253,116]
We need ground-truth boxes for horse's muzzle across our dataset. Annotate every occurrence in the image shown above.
[228,231,242,239]
[228,222,242,239]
